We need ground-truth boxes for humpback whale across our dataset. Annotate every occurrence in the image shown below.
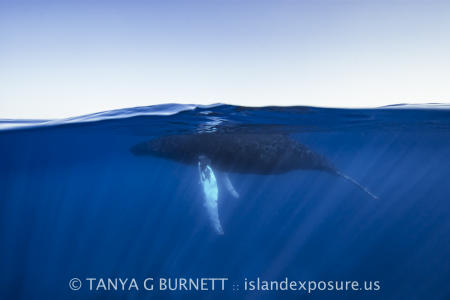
[131,133,377,233]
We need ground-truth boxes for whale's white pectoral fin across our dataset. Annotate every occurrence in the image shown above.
[224,173,239,199]
[198,160,224,235]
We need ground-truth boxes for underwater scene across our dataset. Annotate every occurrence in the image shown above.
[0,104,449,299]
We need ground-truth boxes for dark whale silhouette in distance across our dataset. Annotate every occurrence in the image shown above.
[131,133,377,199]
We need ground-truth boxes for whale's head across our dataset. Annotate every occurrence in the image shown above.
[130,135,196,163]
[130,139,165,157]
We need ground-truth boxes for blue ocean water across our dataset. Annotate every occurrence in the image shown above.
[0,104,449,300]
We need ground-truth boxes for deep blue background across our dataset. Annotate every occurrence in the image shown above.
[0,105,449,299]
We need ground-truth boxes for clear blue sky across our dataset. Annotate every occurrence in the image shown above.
[1,0,449,118]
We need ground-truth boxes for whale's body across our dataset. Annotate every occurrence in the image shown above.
[131,133,336,175]
[131,132,377,234]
